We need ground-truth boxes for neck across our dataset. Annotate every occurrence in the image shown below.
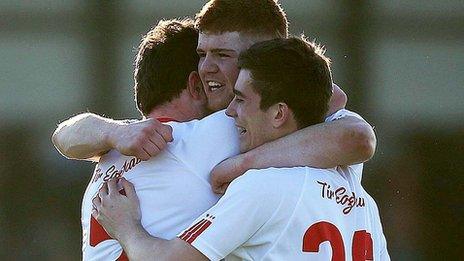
[146,101,195,122]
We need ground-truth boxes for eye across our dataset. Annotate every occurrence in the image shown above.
[197,51,206,58]
[218,53,231,58]
[234,96,244,103]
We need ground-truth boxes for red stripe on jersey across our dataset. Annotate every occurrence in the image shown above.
[89,216,112,246]
[117,251,129,261]
[179,219,208,241]
[186,220,212,244]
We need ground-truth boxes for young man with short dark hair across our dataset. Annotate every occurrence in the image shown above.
[74,18,243,260]
[93,36,389,261]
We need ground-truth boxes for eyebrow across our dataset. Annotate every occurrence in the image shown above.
[196,48,236,53]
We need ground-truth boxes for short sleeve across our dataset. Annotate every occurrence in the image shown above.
[325,109,365,122]
[177,170,282,260]
[167,110,240,179]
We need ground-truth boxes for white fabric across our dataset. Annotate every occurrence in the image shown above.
[81,110,239,261]
[326,109,367,182]
[183,166,389,261]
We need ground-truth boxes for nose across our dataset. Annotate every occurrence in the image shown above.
[199,53,218,74]
[225,99,237,118]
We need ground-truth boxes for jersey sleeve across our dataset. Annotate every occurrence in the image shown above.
[177,170,282,260]
[326,109,367,182]
[167,110,240,179]
[325,108,365,122]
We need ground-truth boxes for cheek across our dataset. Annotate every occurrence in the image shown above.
[223,61,240,83]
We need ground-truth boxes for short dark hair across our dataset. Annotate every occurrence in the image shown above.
[134,18,199,116]
[195,0,288,38]
[238,36,333,128]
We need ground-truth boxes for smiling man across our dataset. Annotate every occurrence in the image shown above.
[93,36,389,261]
[53,0,376,187]
[51,0,380,259]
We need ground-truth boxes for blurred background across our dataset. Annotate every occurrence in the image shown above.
[0,0,462,260]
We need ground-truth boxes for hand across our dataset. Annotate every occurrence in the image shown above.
[210,155,247,194]
[92,178,141,241]
[108,118,173,160]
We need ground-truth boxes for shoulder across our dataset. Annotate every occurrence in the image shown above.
[170,110,232,131]
[228,167,309,198]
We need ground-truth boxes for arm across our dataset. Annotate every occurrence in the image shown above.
[94,173,275,260]
[211,115,376,193]
[92,179,209,261]
[52,113,172,161]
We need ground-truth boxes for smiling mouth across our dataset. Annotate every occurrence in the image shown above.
[207,81,224,92]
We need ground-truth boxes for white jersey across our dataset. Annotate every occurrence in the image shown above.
[180,166,390,261]
[81,110,239,260]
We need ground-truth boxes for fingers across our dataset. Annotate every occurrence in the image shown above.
[153,120,173,142]
[92,194,101,219]
[135,120,170,160]
[140,131,165,159]
[120,178,137,201]
[136,147,151,161]
[148,131,167,152]
[92,193,101,209]
[99,182,108,197]
[213,182,230,195]
[106,178,118,195]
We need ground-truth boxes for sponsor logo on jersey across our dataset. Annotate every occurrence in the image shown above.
[92,157,142,183]
[317,181,366,214]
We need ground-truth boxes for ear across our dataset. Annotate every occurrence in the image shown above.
[269,102,292,128]
[187,71,206,101]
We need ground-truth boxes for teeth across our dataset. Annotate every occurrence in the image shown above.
[207,81,223,91]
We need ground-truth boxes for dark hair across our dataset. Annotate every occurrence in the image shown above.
[134,18,199,116]
[195,0,288,38]
[238,36,333,128]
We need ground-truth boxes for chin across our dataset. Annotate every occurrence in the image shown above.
[208,101,228,112]
[239,144,249,153]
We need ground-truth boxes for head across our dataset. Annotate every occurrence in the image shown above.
[134,18,206,118]
[195,0,288,112]
[226,37,333,152]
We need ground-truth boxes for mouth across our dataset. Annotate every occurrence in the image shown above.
[206,81,225,92]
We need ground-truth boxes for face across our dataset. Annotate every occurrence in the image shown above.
[197,32,259,112]
[226,69,275,153]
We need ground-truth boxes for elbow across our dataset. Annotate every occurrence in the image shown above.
[51,124,80,159]
[51,127,66,155]
[345,121,377,163]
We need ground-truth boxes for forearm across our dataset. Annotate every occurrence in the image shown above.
[119,224,171,261]
[119,224,204,261]
[52,113,122,160]
[241,116,376,169]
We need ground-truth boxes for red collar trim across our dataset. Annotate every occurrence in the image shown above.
[156,117,177,123]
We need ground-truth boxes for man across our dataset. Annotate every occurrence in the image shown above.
[52,0,378,259]
[53,0,375,188]
[75,18,243,260]
[93,36,390,260]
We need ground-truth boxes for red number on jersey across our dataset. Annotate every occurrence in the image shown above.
[89,189,128,261]
[302,221,345,261]
[352,230,373,261]
[302,221,373,261]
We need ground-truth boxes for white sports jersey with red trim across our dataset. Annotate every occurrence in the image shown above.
[81,110,239,260]
[179,169,389,260]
